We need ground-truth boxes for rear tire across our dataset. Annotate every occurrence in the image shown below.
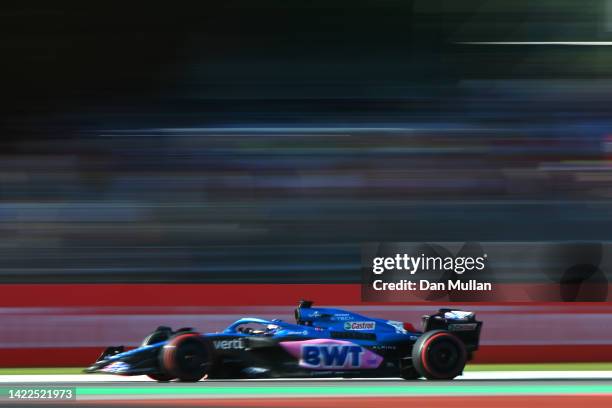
[411,330,466,380]
[160,333,213,382]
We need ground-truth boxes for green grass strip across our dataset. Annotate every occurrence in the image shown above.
[0,367,84,375]
[76,384,612,397]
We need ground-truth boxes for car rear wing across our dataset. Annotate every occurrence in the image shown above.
[422,309,482,353]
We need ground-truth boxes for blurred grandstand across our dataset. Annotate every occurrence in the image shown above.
[2,1,612,364]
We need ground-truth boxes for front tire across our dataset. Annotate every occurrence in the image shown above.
[160,333,213,382]
[411,330,466,380]
[146,373,174,382]
[141,327,176,381]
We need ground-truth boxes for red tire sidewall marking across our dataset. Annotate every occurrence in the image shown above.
[162,333,202,377]
[420,332,465,378]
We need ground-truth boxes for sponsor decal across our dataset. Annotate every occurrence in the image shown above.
[280,339,383,370]
[213,338,245,350]
[444,310,474,321]
[344,321,376,331]
[284,330,309,336]
[371,345,397,351]
[101,361,130,373]
[448,323,478,331]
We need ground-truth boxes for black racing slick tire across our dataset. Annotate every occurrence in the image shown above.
[411,330,467,380]
[142,327,175,382]
[160,333,213,382]
[146,373,174,382]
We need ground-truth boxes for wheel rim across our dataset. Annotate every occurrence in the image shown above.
[174,338,209,375]
[419,332,466,379]
[427,339,460,374]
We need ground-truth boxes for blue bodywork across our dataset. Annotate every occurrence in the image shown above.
[86,302,479,379]
[101,307,419,364]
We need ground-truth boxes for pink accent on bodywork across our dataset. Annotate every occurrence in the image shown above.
[279,338,383,370]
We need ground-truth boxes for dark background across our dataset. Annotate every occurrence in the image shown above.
[2,1,612,283]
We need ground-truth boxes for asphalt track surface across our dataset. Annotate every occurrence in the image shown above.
[1,373,612,407]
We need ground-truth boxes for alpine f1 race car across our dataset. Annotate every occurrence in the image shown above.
[86,300,482,381]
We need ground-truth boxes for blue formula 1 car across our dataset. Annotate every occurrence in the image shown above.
[86,300,482,381]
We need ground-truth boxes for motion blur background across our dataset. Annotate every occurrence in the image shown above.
[2,1,612,366]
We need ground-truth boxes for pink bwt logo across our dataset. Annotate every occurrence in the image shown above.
[280,339,383,370]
